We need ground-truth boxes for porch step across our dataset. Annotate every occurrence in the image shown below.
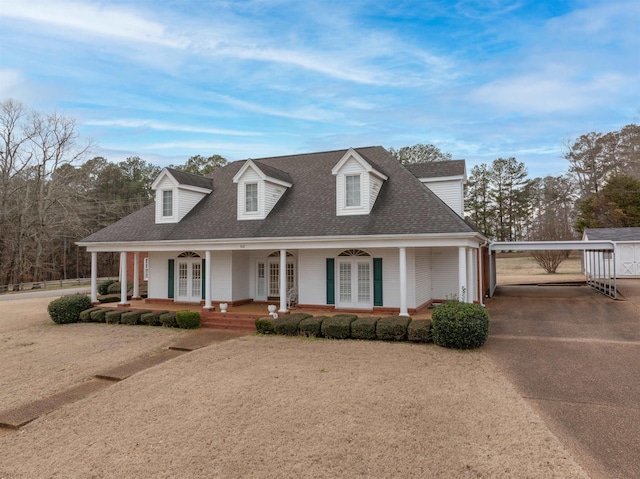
[201,313,258,332]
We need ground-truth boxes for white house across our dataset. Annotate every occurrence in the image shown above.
[78,146,487,316]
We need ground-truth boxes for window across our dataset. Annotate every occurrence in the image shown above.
[162,190,173,217]
[245,183,258,212]
[345,174,361,207]
[143,257,149,281]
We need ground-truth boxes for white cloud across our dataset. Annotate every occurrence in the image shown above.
[0,0,187,48]
[0,69,23,97]
[84,119,261,137]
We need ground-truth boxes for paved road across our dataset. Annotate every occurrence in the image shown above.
[0,287,90,302]
[484,281,640,479]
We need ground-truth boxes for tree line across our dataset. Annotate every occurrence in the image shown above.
[1,98,638,285]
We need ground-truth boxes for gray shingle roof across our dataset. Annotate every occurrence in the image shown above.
[405,160,465,179]
[81,146,478,243]
[165,167,213,190]
[585,227,640,241]
[250,161,293,184]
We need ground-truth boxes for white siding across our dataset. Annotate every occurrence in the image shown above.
[414,248,432,307]
[335,158,369,216]
[177,189,206,221]
[236,167,264,220]
[431,248,458,300]
[369,175,383,210]
[211,251,233,301]
[147,251,172,299]
[422,179,464,216]
[617,243,640,277]
[298,249,330,305]
[264,181,286,216]
[232,251,250,300]
[155,175,177,224]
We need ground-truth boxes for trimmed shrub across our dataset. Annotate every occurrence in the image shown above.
[274,313,312,336]
[351,317,379,340]
[407,319,432,343]
[107,281,133,295]
[176,310,201,329]
[321,314,357,339]
[79,307,102,322]
[48,294,93,324]
[255,317,275,334]
[298,316,326,338]
[431,302,490,349]
[90,308,108,323]
[105,309,129,324]
[376,316,411,341]
[140,310,168,326]
[97,279,115,295]
[160,311,178,328]
[121,309,152,326]
[98,294,121,304]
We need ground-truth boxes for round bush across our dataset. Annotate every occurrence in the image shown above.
[48,294,93,324]
[431,302,490,349]
[97,279,115,295]
[176,310,201,329]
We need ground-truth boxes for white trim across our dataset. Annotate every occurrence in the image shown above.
[232,159,293,187]
[491,240,615,252]
[331,148,388,181]
[418,174,465,183]
[79,232,487,252]
[151,168,212,193]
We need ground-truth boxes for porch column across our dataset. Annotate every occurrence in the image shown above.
[90,251,98,304]
[279,249,287,313]
[458,247,467,302]
[399,247,408,317]
[466,248,474,304]
[119,252,128,306]
[204,250,212,309]
[132,252,140,299]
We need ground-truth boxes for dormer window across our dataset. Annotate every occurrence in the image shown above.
[162,190,174,217]
[233,159,292,221]
[331,148,387,216]
[345,174,361,207]
[245,183,258,213]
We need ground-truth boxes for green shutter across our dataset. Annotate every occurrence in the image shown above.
[168,259,174,299]
[373,258,383,306]
[326,258,335,305]
[201,258,206,300]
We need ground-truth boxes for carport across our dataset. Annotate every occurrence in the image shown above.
[488,240,617,299]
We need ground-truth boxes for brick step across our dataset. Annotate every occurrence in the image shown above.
[201,320,256,331]
[200,314,259,323]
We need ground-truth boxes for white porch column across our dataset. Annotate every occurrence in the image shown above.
[132,252,140,299]
[466,248,474,304]
[399,247,409,317]
[90,251,98,304]
[458,247,467,302]
[119,252,128,306]
[204,250,212,309]
[279,249,287,313]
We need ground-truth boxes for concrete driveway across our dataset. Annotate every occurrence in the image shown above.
[484,280,640,479]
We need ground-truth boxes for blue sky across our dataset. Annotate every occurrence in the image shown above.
[1,0,638,178]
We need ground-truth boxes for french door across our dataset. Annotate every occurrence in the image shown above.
[336,258,372,309]
[176,259,202,302]
[256,259,295,300]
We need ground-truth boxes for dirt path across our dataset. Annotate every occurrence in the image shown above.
[0,297,589,478]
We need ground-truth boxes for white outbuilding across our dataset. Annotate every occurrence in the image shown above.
[583,228,640,278]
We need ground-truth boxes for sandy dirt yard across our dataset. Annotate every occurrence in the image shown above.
[0,297,588,478]
[0,297,187,411]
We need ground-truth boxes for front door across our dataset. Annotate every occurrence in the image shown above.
[336,258,372,309]
[264,259,295,299]
[176,259,202,302]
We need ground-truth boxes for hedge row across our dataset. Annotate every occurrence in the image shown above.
[255,302,490,349]
[48,295,200,329]
[256,314,432,343]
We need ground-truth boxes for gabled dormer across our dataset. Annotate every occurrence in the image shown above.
[331,148,388,216]
[151,168,213,224]
[232,159,293,220]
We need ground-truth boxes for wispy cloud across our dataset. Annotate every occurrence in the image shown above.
[85,119,261,137]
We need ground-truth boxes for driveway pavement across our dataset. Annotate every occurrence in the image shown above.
[0,286,90,302]
[484,281,640,479]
